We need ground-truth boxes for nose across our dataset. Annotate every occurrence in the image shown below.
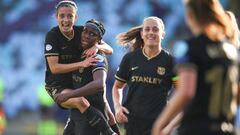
[63,17,68,21]
[62,16,69,22]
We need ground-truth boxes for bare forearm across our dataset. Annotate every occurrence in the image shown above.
[98,41,113,55]
[165,112,183,130]
[51,62,84,74]
[70,80,105,98]
[47,55,97,74]
[112,88,122,109]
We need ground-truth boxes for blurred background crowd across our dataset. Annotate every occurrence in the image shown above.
[0,0,239,134]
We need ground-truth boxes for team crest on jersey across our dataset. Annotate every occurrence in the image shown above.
[157,67,165,75]
[79,68,84,73]
[46,44,52,51]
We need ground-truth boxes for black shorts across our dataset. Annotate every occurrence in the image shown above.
[45,78,73,98]
[45,81,72,109]
[45,84,63,99]
[124,115,155,135]
[63,117,100,135]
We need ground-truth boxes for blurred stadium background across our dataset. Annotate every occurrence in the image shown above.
[0,0,239,134]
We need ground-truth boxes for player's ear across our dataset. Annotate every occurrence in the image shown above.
[140,29,143,39]
[75,15,78,21]
[98,38,102,44]
[161,31,165,39]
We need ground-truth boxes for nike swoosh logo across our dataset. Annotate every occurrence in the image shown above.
[131,66,139,71]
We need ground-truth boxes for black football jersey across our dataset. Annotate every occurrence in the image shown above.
[44,26,84,89]
[115,48,175,119]
[173,34,239,127]
[70,52,108,120]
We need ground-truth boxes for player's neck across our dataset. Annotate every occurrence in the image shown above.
[142,46,161,59]
[61,29,74,40]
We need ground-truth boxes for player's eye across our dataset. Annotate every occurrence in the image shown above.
[67,14,73,19]
[59,14,65,19]
[89,32,97,37]
[152,27,159,32]
[143,27,150,32]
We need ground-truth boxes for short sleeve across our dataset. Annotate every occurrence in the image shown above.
[44,30,59,57]
[115,53,131,83]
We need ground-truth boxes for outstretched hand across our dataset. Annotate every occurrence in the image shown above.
[54,93,70,104]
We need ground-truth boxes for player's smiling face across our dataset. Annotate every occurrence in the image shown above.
[141,19,165,47]
[56,6,77,34]
[81,26,100,50]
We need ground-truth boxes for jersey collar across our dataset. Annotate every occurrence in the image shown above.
[142,48,161,60]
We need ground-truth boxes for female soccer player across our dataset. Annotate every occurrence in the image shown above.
[152,0,239,135]
[44,1,117,135]
[54,19,118,135]
[112,16,177,135]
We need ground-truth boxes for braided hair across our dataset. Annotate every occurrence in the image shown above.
[85,19,106,37]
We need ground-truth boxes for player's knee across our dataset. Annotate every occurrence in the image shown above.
[74,97,90,108]
[61,89,72,94]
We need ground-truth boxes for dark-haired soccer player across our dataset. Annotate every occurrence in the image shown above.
[53,19,119,135]
[44,1,117,135]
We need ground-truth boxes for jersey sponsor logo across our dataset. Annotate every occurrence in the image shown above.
[131,75,162,84]
[61,55,73,60]
[157,67,165,75]
[72,74,82,83]
[78,68,84,73]
[46,44,52,51]
[131,66,139,71]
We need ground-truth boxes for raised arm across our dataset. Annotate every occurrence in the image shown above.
[83,40,113,57]
[98,40,113,54]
